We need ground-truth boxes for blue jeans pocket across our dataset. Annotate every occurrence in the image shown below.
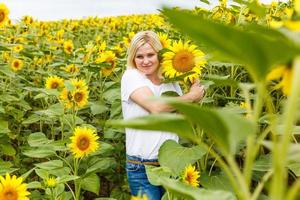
[126,162,140,172]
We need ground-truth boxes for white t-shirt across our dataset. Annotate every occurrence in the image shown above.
[121,68,182,159]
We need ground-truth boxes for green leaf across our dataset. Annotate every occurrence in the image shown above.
[58,175,79,183]
[0,120,10,134]
[35,160,63,170]
[146,166,236,200]
[200,0,210,5]
[23,148,56,158]
[27,181,42,189]
[81,173,100,195]
[253,154,272,172]
[162,8,300,81]
[90,101,109,115]
[85,157,116,176]
[22,114,41,125]
[159,140,206,175]
[35,168,49,179]
[0,143,16,156]
[200,172,234,192]
[27,132,52,147]
[168,101,256,154]
[107,113,199,143]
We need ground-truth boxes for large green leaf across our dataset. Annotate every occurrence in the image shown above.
[168,102,256,155]
[159,140,206,175]
[146,166,236,200]
[85,157,116,177]
[200,172,234,192]
[107,113,200,143]
[35,160,63,170]
[162,8,300,81]
[81,173,100,195]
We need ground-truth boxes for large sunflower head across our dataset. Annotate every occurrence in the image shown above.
[72,89,89,108]
[0,173,30,200]
[182,164,200,187]
[161,40,206,83]
[69,126,99,158]
[63,40,74,54]
[10,59,24,72]
[45,76,64,89]
[0,3,9,27]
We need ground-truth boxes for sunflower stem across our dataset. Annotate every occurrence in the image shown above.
[271,57,300,200]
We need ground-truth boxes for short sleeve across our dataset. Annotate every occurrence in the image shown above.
[121,69,148,101]
[173,82,183,96]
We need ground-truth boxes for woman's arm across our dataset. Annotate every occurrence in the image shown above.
[130,82,205,113]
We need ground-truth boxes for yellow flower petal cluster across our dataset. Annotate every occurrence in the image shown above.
[131,194,148,200]
[161,40,206,83]
[62,64,80,74]
[95,51,117,76]
[13,45,24,53]
[46,177,57,188]
[157,32,171,49]
[63,40,74,54]
[60,79,89,109]
[0,3,9,27]
[182,164,200,187]
[45,76,64,89]
[267,64,292,96]
[10,59,24,72]
[69,126,99,158]
[0,173,30,200]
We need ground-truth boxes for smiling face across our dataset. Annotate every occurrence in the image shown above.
[134,43,160,77]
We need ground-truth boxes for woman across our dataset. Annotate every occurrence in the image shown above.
[121,31,205,199]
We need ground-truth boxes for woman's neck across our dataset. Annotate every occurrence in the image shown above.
[146,74,161,85]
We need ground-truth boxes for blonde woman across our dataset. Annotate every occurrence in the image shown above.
[121,31,205,199]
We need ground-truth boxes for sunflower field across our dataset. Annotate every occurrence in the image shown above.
[0,0,300,199]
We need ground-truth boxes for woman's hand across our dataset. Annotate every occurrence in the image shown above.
[188,80,205,102]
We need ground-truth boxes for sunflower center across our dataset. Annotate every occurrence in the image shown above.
[186,172,193,183]
[66,45,72,52]
[3,188,18,200]
[74,92,83,102]
[51,82,59,89]
[77,136,90,151]
[13,61,20,68]
[172,50,195,73]
[0,12,5,22]
[69,66,76,73]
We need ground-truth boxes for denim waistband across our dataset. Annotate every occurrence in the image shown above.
[126,155,159,163]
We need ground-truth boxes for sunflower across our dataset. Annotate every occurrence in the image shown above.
[161,40,206,83]
[13,45,24,53]
[72,89,89,108]
[157,32,171,49]
[0,173,30,200]
[0,3,9,27]
[95,51,117,76]
[22,16,33,25]
[62,64,79,74]
[63,40,74,54]
[10,59,24,72]
[69,127,99,158]
[60,88,73,109]
[45,177,57,188]
[70,79,88,90]
[45,76,64,89]
[267,64,292,96]
[182,164,200,187]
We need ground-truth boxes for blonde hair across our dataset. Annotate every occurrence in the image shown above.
[126,31,163,68]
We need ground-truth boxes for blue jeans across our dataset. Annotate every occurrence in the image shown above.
[126,155,165,200]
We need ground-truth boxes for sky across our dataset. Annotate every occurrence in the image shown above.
[1,0,288,21]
